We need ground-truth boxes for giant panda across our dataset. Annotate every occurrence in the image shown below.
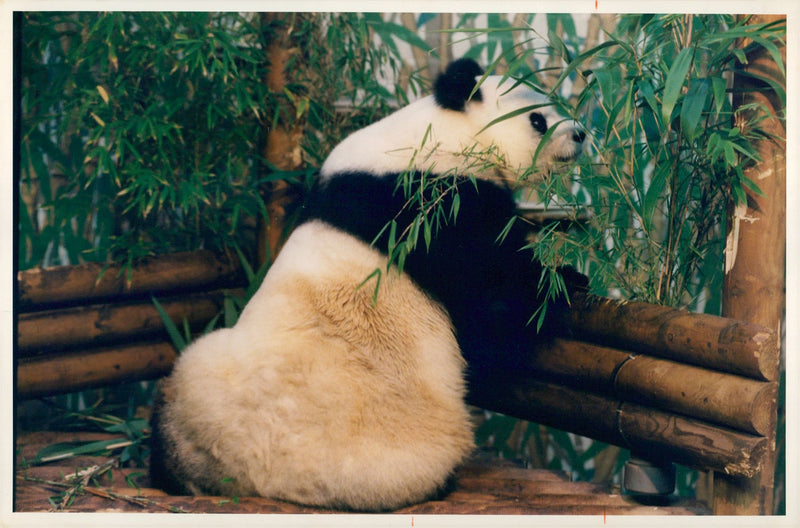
[149,58,587,512]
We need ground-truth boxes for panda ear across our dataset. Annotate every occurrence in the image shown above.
[433,58,484,112]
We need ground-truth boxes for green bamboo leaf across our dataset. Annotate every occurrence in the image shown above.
[734,69,786,105]
[34,438,132,464]
[357,268,382,306]
[731,177,748,205]
[661,47,694,125]
[203,312,222,334]
[548,40,620,96]
[478,102,550,135]
[151,295,188,351]
[723,141,737,167]
[387,220,397,256]
[593,69,617,107]
[450,192,460,222]
[423,216,432,250]
[740,174,766,197]
[26,142,53,203]
[680,78,710,141]
[745,33,786,76]
[642,163,670,231]
[224,296,237,328]
[232,243,255,284]
[103,418,149,437]
[710,76,727,117]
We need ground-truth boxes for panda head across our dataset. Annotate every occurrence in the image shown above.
[320,58,585,184]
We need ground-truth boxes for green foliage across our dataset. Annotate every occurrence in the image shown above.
[533,14,785,311]
[19,13,271,269]
[25,404,151,468]
[18,12,429,271]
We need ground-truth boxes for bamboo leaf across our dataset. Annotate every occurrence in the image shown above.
[642,163,670,231]
[740,173,766,197]
[357,268,382,307]
[548,40,620,96]
[680,78,709,141]
[423,216,432,250]
[450,192,460,222]
[151,295,188,351]
[661,46,694,125]
[34,438,132,464]
[224,296,237,328]
[710,76,727,118]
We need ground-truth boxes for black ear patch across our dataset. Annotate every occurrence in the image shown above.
[433,58,484,111]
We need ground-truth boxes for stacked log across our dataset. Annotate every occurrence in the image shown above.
[16,252,779,482]
[467,292,779,480]
[16,251,246,398]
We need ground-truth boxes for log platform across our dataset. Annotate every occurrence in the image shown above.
[14,431,708,515]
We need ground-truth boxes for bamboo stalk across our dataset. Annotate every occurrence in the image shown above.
[18,250,244,310]
[467,377,768,478]
[17,341,178,399]
[527,338,778,436]
[17,289,244,354]
[570,292,779,381]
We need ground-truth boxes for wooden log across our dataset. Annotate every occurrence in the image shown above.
[616,403,768,478]
[527,338,778,436]
[17,289,244,354]
[17,341,177,399]
[715,14,786,516]
[467,378,768,478]
[614,356,777,438]
[570,291,779,381]
[17,250,244,310]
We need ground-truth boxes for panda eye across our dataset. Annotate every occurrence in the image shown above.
[529,112,548,135]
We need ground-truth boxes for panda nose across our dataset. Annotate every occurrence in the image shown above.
[572,130,586,143]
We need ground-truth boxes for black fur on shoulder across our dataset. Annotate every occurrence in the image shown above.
[301,173,587,381]
[433,58,484,111]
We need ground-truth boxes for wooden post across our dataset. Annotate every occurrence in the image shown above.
[258,13,304,268]
[716,14,785,515]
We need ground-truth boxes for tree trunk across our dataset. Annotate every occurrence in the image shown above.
[715,14,785,516]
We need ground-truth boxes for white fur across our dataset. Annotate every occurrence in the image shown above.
[158,221,473,510]
[321,76,583,182]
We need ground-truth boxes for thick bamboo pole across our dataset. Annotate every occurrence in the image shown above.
[527,338,778,436]
[18,250,244,309]
[715,14,786,516]
[17,290,244,354]
[570,291,779,381]
[17,342,177,399]
[467,378,768,478]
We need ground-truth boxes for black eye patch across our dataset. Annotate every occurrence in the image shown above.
[529,112,548,135]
